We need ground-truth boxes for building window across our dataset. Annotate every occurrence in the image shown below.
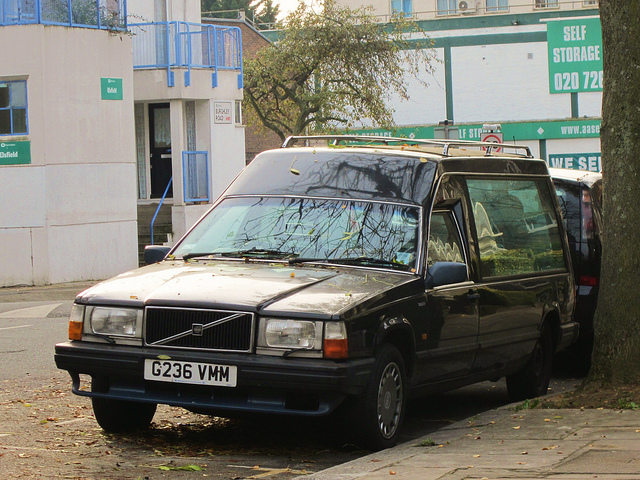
[0,80,28,136]
[534,0,559,8]
[437,0,458,15]
[487,0,509,12]
[391,0,413,16]
[583,0,598,5]
[235,100,243,125]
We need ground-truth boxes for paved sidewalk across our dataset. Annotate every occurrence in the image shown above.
[299,406,640,480]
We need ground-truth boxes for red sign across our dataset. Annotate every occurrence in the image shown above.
[481,132,503,152]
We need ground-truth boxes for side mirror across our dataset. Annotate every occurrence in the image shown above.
[425,262,468,289]
[144,245,171,265]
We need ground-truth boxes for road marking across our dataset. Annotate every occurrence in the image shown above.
[0,303,62,319]
[0,324,32,331]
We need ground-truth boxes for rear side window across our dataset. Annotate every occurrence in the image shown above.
[467,177,565,278]
[553,181,581,243]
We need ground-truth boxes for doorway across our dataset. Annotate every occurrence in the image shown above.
[149,103,173,198]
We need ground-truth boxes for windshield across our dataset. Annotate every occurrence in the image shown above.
[173,197,420,271]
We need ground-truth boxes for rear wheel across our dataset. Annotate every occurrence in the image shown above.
[507,325,553,402]
[91,378,157,433]
[350,344,407,451]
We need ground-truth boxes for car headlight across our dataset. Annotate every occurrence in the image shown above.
[258,318,322,350]
[89,307,141,337]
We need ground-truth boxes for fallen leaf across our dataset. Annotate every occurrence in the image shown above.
[473,454,481,458]
[389,470,396,475]
[521,451,528,455]
[513,426,521,430]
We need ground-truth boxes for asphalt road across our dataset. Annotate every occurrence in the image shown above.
[0,295,583,479]
[0,300,73,382]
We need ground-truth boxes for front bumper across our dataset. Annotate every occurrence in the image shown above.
[54,341,375,416]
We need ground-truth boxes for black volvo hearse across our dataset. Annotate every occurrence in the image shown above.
[55,136,577,450]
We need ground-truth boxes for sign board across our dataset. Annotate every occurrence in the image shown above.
[547,18,603,94]
[547,153,601,172]
[481,132,503,152]
[0,140,31,165]
[214,102,232,124]
[351,119,601,142]
[101,78,123,100]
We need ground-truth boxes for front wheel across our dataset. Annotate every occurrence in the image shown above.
[91,378,157,433]
[507,325,553,402]
[350,344,407,451]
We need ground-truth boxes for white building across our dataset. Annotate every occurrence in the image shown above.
[336,0,602,171]
[0,0,245,287]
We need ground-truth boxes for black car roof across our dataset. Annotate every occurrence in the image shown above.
[223,136,551,207]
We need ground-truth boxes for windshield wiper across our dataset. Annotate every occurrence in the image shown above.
[183,248,295,261]
[332,257,405,269]
[289,256,407,269]
[288,257,332,265]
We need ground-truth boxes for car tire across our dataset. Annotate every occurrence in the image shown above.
[350,344,407,451]
[91,378,157,433]
[507,324,553,402]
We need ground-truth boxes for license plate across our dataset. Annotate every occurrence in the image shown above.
[144,359,237,387]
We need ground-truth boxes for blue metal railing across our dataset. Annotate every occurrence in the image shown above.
[183,151,209,203]
[129,21,243,88]
[1,0,127,29]
[150,177,173,246]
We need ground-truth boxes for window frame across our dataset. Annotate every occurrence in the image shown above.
[0,79,28,136]
[465,176,567,280]
[436,0,459,16]
[486,0,509,12]
[391,0,413,16]
[533,0,559,9]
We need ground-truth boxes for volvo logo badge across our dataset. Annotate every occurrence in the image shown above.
[192,323,204,336]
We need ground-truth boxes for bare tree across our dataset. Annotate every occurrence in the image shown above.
[243,0,436,141]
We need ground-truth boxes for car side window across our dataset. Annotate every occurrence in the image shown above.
[553,181,581,243]
[427,211,465,266]
[466,177,565,278]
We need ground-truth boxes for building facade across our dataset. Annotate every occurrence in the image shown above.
[129,0,246,250]
[0,1,137,287]
[337,1,602,172]
[0,0,246,287]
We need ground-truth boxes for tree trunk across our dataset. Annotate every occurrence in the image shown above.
[588,0,640,385]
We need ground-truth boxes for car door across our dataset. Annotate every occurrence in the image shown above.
[414,207,479,384]
[466,176,567,373]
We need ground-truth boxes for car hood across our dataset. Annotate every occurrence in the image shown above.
[76,260,418,318]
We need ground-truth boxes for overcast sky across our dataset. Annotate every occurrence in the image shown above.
[276,0,310,19]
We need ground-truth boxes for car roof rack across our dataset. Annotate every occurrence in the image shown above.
[281,135,534,158]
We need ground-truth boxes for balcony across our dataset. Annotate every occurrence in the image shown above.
[129,21,243,88]
[0,0,126,29]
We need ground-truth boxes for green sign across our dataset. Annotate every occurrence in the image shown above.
[0,140,31,165]
[547,18,603,94]
[547,152,601,172]
[101,77,123,100]
[351,118,601,141]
